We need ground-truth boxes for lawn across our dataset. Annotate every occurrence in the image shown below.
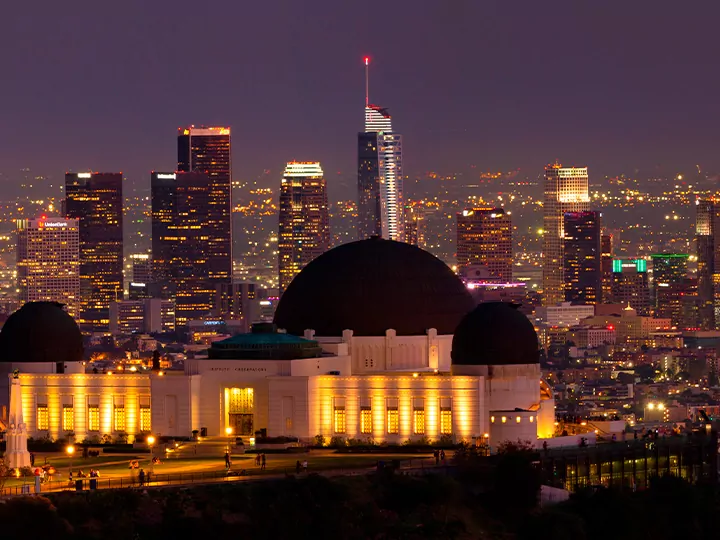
[3,451,434,490]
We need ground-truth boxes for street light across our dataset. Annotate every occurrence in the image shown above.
[147,435,156,476]
[66,444,75,481]
[225,427,233,453]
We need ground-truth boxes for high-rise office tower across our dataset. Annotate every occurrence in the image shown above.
[129,253,152,284]
[177,126,232,283]
[680,277,700,329]
[696,199,720,329]
[542,163,590,305]
[357,58,403,241]
[127,253,153,300]
[651,253,689,326]
[404,205,426,248]
[65,172,123,331]
[151,171,216,325]
[215,282,257,330]
[610,259,650,315]
[600,234,614,302]
[16,217,80,316]
[563,211,601,305]
[456,207,512,282]
[278,162,331,294]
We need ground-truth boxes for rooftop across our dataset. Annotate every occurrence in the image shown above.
[207,323,323,360]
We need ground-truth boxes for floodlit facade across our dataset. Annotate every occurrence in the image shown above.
[16,217,80,317]
[65,172,124,332]
[542,163,590,305]
[278,162,330,294]
[4,241,554,452]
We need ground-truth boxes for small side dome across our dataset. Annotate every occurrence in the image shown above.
[0,302,84,364]
[451,302,539,365]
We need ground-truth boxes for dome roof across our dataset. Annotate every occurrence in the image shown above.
[274,238,475,336]
[0,302,84,363]
[451,302,539,365]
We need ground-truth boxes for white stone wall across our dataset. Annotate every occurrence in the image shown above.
[267,377,310,438]
[488,410,538,448]
[150,373,193,438]
[325,331,454,375]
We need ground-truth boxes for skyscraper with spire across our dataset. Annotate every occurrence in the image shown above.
[357,57,404,241]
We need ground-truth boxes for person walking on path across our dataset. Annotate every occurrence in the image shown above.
[302,460,308,473]
[261,453,266,470]
[138,469,145,486]
[296,460,301,474]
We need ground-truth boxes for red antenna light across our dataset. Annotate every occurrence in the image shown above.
[364,56,370,106]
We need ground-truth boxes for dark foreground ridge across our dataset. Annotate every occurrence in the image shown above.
[1,453,719,540]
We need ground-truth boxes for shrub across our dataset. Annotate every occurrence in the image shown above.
[435,434,454,446]
[255,436,299,444]
[313,434,326,447]
[101,434,113,445]
[328,436,346,448]
[346,437,376,447]
[114,432,129,444]
[81,434,100,445]
[403,436,431,446]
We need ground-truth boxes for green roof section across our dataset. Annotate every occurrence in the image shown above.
[208,323,324,360]
[215,332,314,346]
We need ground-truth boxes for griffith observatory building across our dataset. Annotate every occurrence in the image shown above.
[1,238,554,466]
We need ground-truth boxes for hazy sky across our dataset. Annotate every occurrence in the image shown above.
[1,0,719,196]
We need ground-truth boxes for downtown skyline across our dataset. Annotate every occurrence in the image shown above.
[2,1,720,200]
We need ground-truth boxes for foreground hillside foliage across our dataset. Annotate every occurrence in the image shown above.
[0,451,718,539]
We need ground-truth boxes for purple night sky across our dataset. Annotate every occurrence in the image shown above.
[1,0,719,195]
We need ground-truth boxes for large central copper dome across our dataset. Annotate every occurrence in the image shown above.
[274,238,475,336]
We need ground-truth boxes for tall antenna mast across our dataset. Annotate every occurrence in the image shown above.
[364,56,370,107]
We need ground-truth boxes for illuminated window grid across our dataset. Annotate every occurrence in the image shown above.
[139,406,151,432]
[387,407,399,434]
[440,408,452,435]
[333,407,346,434]
[88,406,100,432]
[360,407,372,434]
[37,405,49,431]
[114,406,126,432]
[62,405,74,432]
[413,409,426,435]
